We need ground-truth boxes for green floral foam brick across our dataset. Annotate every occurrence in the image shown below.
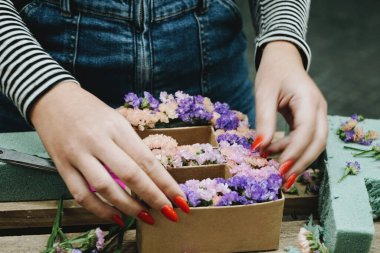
[318,116,380,253]
[0,132,71,201]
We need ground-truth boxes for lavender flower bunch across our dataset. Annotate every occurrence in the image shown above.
[336,114,378,145]
[174,91,213,124]
[298,168,323,194]
[180,173,282,207]
[124,91,159,111]
[213,102,240,131]
[338,161,361,183]
[217,132,250,149]
[173,143,225,167]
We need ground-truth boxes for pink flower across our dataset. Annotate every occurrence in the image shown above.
[143,134,178,151]
[203,97,214,113]
[298,227,311,253]
[95,227,105,250]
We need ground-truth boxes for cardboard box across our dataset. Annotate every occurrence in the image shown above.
[168,164,229,184]
[136,126,218,147]
[137,194,284,253]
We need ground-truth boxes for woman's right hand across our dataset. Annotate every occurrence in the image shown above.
[30,81,188,226]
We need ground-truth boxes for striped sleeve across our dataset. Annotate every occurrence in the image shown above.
[250,0,312,70]
[0,0,78,122]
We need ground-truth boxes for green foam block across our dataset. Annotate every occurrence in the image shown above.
[319,116,380,253]
[0,132,71,202]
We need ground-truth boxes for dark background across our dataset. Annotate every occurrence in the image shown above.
[238,0,380,125]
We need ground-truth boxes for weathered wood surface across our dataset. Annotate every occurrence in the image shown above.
[0,189,317,229]
[0,221,379,252]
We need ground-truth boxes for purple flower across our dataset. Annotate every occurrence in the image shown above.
[140,91,159,111]
[216,191,240,206]
[344,130,355,142]
[214,102,239,130]
[71,250,82,253]
[358,138,373,146]
[124,92,140,108]
[338,161,361,183]
[217,133,250,149]
[176,94,212,123]
[346,161,360,174]
[266,173,282,192]
[351,114,364,121]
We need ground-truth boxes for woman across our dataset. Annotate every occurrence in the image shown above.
[0,0,327,226]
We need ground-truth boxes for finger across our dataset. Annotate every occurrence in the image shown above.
[74,155,147,218]
[57,163,121,223]
[115,125,187,201]
[96,140,174,211]
[254,85,279,149]
[278,98,317,166]
[283,107,328,180]
[266,135,291,154]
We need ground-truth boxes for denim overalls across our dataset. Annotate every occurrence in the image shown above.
[0,0,255,132]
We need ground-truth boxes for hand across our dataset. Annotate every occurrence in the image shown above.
[254,41,328,189]
[30,82,188,225]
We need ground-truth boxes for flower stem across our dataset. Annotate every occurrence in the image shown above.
[46,197,63,249]
[344,146,366,152]
[338,174,348,183]
[353,150,373,157]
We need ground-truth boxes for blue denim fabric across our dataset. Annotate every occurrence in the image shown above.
[0,0,255,132]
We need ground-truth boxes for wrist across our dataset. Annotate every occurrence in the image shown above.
[30,81,81,126]
[260,41,304,70]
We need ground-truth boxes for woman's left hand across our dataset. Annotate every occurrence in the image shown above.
[254,41,328,189]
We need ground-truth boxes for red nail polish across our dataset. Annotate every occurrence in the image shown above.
[261,151,271,158]
[138,211,155,225]
[284,173,298,191]
[251,134,264,151]
[161,205,178,222]
[279,160,295,176]
[112,214,125,228]
[173,196,190,214]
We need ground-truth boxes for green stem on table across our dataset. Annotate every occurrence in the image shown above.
[344,146,366,152]
[46,197,63,249]
[353,150,373,157]
[338,174,348,183]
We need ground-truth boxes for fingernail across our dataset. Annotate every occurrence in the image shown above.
[279,160,295,176]
[138,211,155,225]
[261,151,271,158]
[161,205,178,222]
[112,214,125,228]
[173,196,190,214]
[251,134,264,151]
[284,173,298,191]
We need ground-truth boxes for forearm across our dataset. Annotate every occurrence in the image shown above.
[249,0,311,70]
[0,0,78,122]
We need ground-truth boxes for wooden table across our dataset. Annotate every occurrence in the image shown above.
[1,221,379,252]
[0,186,377,252]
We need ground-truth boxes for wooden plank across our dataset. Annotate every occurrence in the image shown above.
[0,192,318,229]
[1,221,379,252]
[0,200,109,229]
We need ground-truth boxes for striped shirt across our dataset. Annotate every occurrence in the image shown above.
[0,0,311,121]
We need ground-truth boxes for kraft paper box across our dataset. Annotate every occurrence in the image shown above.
[136,125,218,147]
[137,194,284,253]
[168,164,230,184]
